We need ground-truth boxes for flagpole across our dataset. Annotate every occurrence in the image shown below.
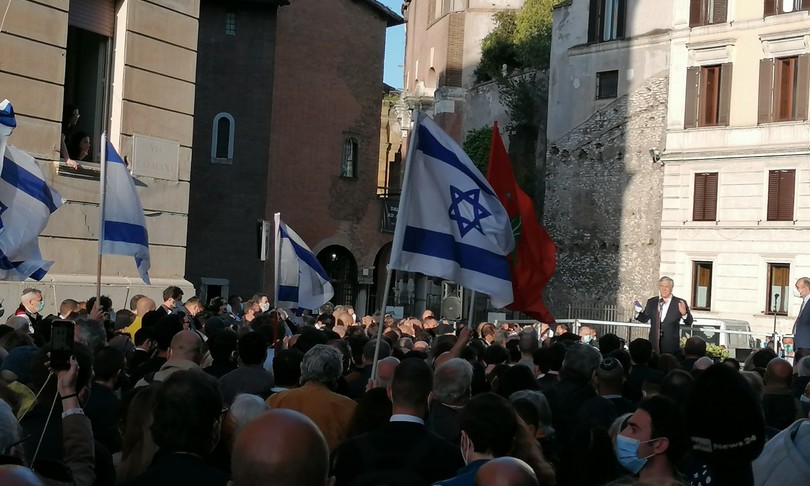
[467,290,476,325]
[95,132,107,302]
[273,213,281,306]
[372,109,422,381]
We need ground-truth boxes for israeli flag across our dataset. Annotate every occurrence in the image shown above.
[101,138,151,284]
[0,100,64,280]
[389,114,515,308]
[274,213,334,310]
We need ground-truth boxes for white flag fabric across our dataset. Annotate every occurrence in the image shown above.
[0,99,64,281]
[389,114,515,308]
[101,141,151,284]
[274,213,334,310]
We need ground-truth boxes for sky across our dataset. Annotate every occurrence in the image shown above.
[380,0,406,89]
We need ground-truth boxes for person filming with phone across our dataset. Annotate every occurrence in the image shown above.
[634,277,693,355]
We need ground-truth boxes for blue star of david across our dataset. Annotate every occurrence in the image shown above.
[448,185,491,237]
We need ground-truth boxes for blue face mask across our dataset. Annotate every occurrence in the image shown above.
[801,395,810,403]
[615,434,657,474]
[36,301,45,313]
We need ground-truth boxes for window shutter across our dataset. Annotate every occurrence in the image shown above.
[69,0,115,38]
[713,0,728,23]
[763,0,776,16]
[796,54,810,121]
[616,0,627,39]
[758,59,774,124]
[705,173,718,221]
[718,63,733,126]
[689,0,702,27]
[802,0,810,12]
[779,170,795,221]
[767,170,780,220]
[693,173,706,220]
[588,0,598,43]
[684,67,700,129]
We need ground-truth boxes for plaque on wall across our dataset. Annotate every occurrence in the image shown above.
[132,133,180,180]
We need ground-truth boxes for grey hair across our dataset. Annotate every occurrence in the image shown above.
[796,356,810,377]
[658,276,674,286]
[300,344,343,386]
[561,343,602,382]
[20,288,41,304]
[433,358,473,406]
[0,399,21,451]
[229,394,270,435]
[510,390,552,431]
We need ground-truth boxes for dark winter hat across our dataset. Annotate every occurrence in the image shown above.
[0,345,38,384]
[686,363,765,466]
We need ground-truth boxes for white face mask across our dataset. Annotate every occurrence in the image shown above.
[260,302,270,313]
[351,313,357,323]
[793,289,802,298]
[225,304,233,314]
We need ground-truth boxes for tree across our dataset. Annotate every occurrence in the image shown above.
[463,126,492,174]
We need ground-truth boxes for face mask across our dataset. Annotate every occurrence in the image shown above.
[261,302,270,313]
[801,395,810,403]
[225,304,233,314]
[582,335,593,344]
[793,289,801,298]
[36,301,45,313]
[615,434,657,474]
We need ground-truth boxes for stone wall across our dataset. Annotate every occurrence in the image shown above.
[544,71,670,317]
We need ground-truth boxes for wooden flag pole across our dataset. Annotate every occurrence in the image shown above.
[95,132,108,303]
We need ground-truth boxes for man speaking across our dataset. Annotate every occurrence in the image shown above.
[635,276,693,354]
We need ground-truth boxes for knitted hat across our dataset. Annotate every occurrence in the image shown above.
[0,346,39,384]
[686,363,765,466]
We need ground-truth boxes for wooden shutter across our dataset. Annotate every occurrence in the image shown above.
[796,54,810,121]
[69,0,115,38]
[764,0,777,16]
[616,0,627,39]
[802,0,810,12]
[693,173,718,221]
[718,63,733,126]
[779,170,795,221]
[759,59,774,124]
[767,170,780,220]
[693,173,706,220]
[689,0,702,27]
[588,0,599,43]
[684,67,700,129]
[713,0,728,23]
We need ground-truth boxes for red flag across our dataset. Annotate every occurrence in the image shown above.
[486,123,556,322]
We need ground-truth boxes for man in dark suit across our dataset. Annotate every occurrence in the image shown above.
[332,358,464,486]
[635,276,693,354]
[793,277,810,361]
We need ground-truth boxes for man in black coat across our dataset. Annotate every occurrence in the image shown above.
[635,276,694,354]
[332,358,464,486]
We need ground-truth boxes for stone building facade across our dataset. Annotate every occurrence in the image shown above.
[544,0,673,317]
[1,0,201,313]
[660,0,810,335]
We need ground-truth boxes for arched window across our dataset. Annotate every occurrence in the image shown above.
[211,112,235,163]
[341,137,358,178]
[317,246,357,306]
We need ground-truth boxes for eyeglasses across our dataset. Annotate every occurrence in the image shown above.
[219,407,229,420]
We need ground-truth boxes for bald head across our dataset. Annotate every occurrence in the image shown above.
[434,351,452,369]
[377,357,400,388]
[231,409,329,486]
[693,356,714,371]
[0,466,45,486]
[169,330,203,363]
[765,357,793,389]
[136,296,157,316]
[474,457,538,486]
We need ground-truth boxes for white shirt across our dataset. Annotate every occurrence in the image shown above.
[390,414,425,425]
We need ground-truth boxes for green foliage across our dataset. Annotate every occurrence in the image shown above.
[475,0,555,83]
[463,126,492,174]
[499,76,544,130]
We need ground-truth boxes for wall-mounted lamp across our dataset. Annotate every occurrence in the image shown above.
[649,148,664,166]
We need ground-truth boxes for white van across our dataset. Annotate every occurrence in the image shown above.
[680,318,755,351]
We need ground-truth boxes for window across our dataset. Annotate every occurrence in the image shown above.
[764,0,810,16]
[587,0,626,43]
[341,137,358,178]
[767,169,795,221]
[758,55,810,123]
[211,112,235,163]
[692,262,713,310]
[693,172,718,221]
[225,11,237,36]
[766,263,790,315]
[684,64,732,128]
[596,71,619,99]
[689,0,728,27]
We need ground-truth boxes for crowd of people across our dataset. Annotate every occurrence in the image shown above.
[0,286,808,485]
